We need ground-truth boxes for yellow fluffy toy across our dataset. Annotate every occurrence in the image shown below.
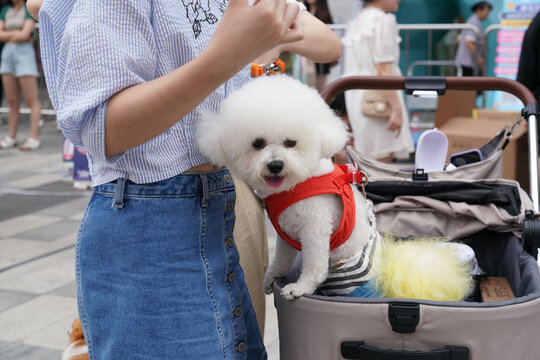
[372,235,475,302]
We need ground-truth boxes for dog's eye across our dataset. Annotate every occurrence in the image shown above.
[252,138,266,150]
[284,139,296,148]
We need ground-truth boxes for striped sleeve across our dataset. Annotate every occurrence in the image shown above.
[40,0,156,162]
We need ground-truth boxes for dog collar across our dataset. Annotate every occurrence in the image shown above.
[264,164,365,251]
[251,59,286,77]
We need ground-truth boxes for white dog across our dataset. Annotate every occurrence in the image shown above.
[196,75,381,300]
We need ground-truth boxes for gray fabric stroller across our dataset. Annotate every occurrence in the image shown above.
[272,76,540,360]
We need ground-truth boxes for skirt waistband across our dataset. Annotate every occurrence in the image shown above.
[93,168,235,197]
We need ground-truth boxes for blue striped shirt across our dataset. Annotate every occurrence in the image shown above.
[38,0,303,186]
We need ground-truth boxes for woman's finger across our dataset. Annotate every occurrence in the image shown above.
[274,0,286,16]
[279,3,303,42]
[281,2,301,31]
[281,20,304,44]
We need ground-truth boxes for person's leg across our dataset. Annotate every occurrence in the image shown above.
[2,74,20,140]
[461,66,473,77]
[0,43,5,103]
[19,75,41,140]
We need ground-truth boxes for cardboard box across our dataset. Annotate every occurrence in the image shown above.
[434,91,477,125]
[473,108,521,122]
[436,116,530,191]
[480,276,515,302]
[432,92,533,191]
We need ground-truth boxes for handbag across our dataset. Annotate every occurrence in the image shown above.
[361,90,391,120]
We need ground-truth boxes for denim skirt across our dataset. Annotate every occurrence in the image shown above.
[76,169,266,359]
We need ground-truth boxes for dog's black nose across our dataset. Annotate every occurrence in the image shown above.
[267,161,284,175]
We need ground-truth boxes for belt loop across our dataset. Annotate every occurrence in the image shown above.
[200,174,209,208]
[113,178,127,209]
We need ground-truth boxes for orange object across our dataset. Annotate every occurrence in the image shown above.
[251,58,286,77]
[63,318,89,360]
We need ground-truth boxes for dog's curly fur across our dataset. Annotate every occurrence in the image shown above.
[197,75,378,299]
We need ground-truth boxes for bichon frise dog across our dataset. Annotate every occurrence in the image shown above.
[196,75,380,300]
[196,75,473,301]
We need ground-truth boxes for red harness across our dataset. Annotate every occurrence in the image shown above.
[263,164,362,251]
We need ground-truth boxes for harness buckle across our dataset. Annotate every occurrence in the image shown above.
[346,163,368,198]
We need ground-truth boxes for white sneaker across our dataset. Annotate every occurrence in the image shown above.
[0,136,17,149]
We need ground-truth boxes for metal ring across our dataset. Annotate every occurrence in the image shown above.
[359,170,369,186]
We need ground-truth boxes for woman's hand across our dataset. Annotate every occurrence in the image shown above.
[386,109,402,137]
[207,0,304,71]
[279,10,341,63]
[375,62,402,137]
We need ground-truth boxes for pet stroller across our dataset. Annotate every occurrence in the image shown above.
[272,76,540,360]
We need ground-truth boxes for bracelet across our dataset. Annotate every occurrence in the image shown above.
[251,59,286,77]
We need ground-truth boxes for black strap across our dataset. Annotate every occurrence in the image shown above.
[341,342,469,360]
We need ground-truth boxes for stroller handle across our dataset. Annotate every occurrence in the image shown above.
[321,76,539,212]
[320,76,536,105]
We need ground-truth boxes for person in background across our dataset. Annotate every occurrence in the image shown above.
[305,0,335,92]
[517,11,540,147]
[455,1,492,77]
[342,0,414,164]
[0,0,41,150]
[27,0,340,358]
[0,0,8,104]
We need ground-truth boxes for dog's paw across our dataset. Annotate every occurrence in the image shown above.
[263,274,276,295]
[280,283,311,300]
[264,283,274,295]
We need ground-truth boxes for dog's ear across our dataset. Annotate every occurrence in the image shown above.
[318,112,349,159]
[196,110,229,166]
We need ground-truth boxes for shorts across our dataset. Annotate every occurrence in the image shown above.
[0,42,39,77]
[77,169,267,360]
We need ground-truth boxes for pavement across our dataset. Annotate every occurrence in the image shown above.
[0,115,281,359]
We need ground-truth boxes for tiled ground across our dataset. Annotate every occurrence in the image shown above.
[0,118,281,359]
[0,119,87,359]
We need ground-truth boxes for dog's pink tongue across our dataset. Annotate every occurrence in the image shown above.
[265,176,284,189]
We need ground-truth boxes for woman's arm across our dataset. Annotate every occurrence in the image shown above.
[281,10,341,62]
[0,21,13,42]
[8,19,35,43]
[27,0,43,20]
[375,62,402,136]
[465,40,483,67]
[105,0,304,157]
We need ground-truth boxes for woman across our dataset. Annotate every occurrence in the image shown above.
[342,0,413,163]
[28,0,340,359]
[0,0,41,150]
